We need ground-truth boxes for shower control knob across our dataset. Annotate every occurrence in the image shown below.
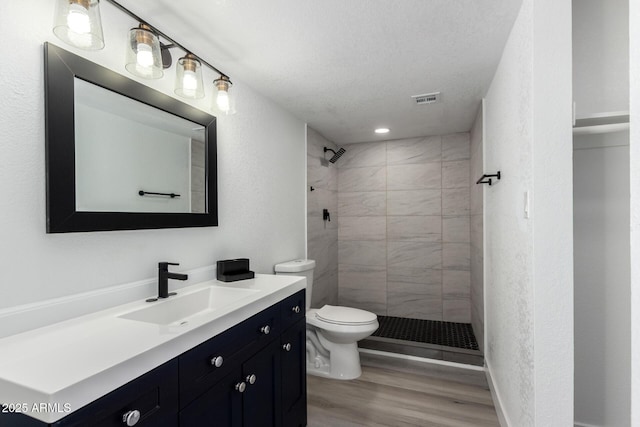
[283,343,292,352]
[235,381,246,393]
[210,356,224,367]
[246,374,257,385]
[291,305,301,314]
[122,409,141,426]
[260,325,270,335]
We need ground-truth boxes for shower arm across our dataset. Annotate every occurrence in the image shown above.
[324,147,337,155]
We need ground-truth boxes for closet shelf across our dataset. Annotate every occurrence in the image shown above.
[573,112,629,135]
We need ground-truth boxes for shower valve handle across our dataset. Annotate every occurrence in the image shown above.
[323,209,331,222]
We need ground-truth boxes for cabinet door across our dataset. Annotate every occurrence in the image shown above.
[55,359,179,427]
[241,340,281,427]
[179,370,242,427]
[280,319,307,427]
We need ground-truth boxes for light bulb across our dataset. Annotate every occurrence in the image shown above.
[67,3,91,34]
[182,70,198,96]
[216,90,230,112]
[136,43,154,68]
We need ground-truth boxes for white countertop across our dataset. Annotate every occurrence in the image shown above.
[0,274,305,423]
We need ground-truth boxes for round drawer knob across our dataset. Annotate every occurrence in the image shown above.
[122,409,141,426]
[246,374,257,385]
[291,305,301,314]
[283,343,292,352]
[235,381,247,393]
[210,355,224,368]
[261,325,271,335]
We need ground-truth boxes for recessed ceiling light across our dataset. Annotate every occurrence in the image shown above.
[375,128,390,134]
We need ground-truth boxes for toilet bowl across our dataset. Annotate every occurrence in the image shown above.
[274,259,379,380]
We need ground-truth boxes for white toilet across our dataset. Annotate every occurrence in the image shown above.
[274,259,378,380]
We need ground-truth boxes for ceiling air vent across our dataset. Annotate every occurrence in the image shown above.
[411,92,441,105]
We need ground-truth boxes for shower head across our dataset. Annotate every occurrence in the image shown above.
[324,147,346,163]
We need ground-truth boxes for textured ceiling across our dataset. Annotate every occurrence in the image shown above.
[115,0,522,144]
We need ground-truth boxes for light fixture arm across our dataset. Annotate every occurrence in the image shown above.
[105,0,231,81]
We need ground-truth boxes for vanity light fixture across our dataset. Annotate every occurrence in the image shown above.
[53,0,105,50]
[52,0,236,113]
[212,76,236,115]
[125,23,164,79]
[175,53,205,99]
[375,127,390,134]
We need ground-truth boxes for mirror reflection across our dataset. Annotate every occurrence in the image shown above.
[74,78,206,213]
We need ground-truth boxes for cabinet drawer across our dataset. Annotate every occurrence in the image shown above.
[54,359,179,427]
[179,303,281,407]
[280,290,305,330]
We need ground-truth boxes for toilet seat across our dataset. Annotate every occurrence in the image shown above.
[314,305,377,326]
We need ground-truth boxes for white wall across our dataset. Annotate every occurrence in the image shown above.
[573,0,629,117]
[629,0,640,423]
[0,0,306,309]
[484,0,573,425]
[573,132,630,427]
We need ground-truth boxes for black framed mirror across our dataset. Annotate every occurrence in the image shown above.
[44,42,218,233]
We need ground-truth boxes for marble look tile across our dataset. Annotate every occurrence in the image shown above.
[443,299,471,323]
[387,190,441,216]
[443,270,470,299]
[442,243,470,271]
[191,165,205,193]
[442,160,470,189]
[338,192,386,217]
[387,163,441,190]
[388,275,442,298]
[387,267,442,286]
[442,216,470,243]
[441,133,470,161]
[191,191,205,213]
[191,139,206,168]
[339,264,387,315]
[312,269,338,308]
[338,240,387,266]
[307,154,338,190]
[308,233,338,276]
[339,142,386,168]
[338,166,386,192]
[308,189,338,234]
[442,188,469,216]
[387,296,443,320]
[387,216,441,242]
[387,241,441,269]
[338,216,386,241]
[386,136,441,165]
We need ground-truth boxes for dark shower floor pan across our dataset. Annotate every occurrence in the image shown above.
[360,316,483,366]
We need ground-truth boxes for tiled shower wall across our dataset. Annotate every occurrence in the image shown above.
[306,127,339,308]
[337,134,472,322]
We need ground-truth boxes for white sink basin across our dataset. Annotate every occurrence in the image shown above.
[119,286,260,326]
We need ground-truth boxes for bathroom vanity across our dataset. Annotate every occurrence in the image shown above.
[0,275,306,427]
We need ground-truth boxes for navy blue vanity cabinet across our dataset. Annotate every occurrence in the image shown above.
[280,319,307,427]
[1,359,180,427]
[1,291,306,427]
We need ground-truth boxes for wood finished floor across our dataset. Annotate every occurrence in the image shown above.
[307,357,499,427]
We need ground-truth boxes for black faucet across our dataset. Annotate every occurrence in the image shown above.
[147,262,188,302]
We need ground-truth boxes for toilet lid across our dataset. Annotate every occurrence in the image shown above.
[315,305,377,325]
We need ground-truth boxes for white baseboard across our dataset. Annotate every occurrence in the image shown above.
[0,265,216,338]
[485,358,511,427]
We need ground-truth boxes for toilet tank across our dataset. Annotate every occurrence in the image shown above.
[274,259,315,310]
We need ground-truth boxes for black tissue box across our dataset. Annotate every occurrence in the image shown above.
[216,258,255,282]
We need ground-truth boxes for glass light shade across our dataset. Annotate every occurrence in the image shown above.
[212,76,236,115]
[175,54,204,99]
[53,0,104,50]
[125,25,163,79]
